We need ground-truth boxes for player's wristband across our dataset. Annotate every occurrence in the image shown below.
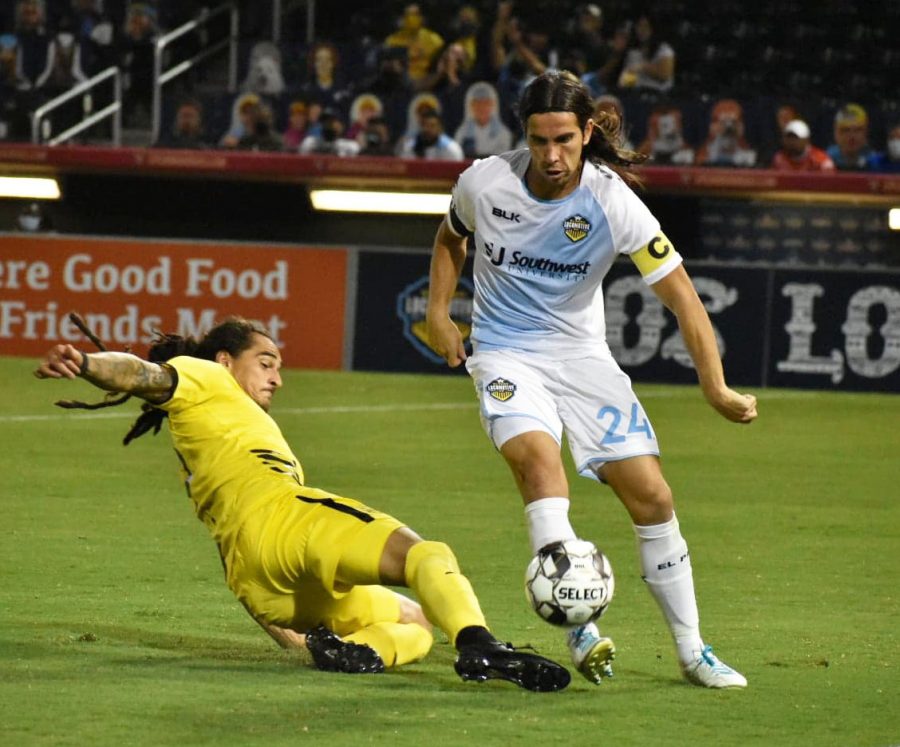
[78,352,90,376]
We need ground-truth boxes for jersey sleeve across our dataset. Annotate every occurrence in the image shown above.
[610,172,682,285]
[446,159,483,237]
[628,230,683,285]
[156,356,228,415]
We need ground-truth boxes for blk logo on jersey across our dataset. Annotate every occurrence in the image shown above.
[492,206,522,223]
[486,377,517,402]
[563,214,592,243]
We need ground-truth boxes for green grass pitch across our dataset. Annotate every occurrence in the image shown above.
[1,355,898,746]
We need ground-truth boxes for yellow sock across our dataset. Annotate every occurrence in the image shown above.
[345,622,433,668]
[404,541,487,646]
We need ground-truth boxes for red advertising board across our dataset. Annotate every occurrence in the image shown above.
[0,235,347,369]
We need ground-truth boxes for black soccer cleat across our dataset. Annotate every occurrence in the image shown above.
[305,625,385,674]
[454,640,571,692]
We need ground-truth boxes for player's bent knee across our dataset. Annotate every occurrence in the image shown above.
[395,592,432,631]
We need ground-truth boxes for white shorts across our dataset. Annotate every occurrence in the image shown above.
[465,348,660,481]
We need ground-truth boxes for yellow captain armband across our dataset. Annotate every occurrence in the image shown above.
[629,231,682,282]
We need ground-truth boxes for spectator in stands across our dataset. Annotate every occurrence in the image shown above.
[416,42,471,132]
[396,107,463,161]
[0,34,25,140]
[582,18,630,98]
[303,42,351,115]
[453,81,512,159]
[14,201,53,232]
[872,123,900,173]
[357,45,413,147]
[403,91,442,141]
[119,2,158,128]
[771,119,835,171]
[14,0,51,90]
[491,5,551,83]
[416,41,471,95]
[639,104,694,165]
[240,41,286,97]
[237,100,282,152]
[616,12,675,94]
[445,4,486,79]
[219,92,260,148]
[562,4,605,68]
[594,94,633,150]
[491,3,551,137]
[758,103,801,165]
[358,115,393,156]
[299,108,359,156]
[345,92,383,144]
[826,104,880,171]
[695,99,757,167]
[384,3,444,85]
[69,0,115,76]
[36,16,87,95]
[155,98,210,149]
[281,99,310,151]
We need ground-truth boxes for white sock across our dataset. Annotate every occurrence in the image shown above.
[524,497,577,555]
[633,515,703,664]
[525,498,599,647]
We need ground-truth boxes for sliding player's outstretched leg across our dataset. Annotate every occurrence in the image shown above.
[403,540,570,692]
[454,625,571,692]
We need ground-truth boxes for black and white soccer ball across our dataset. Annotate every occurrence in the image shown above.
[524,539,615,627]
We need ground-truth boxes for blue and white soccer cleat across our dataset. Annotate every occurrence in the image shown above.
[681,645,747,688]
[567,624,616,685]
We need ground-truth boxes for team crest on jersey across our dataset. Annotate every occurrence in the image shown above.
[486,377,517,402]
[563,214,591,243]
[396,275,474,364]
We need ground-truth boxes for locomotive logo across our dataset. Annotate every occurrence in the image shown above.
[563,214,591,243]
[486,377,517,402]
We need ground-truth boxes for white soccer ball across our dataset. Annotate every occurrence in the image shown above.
[524,539,615,627]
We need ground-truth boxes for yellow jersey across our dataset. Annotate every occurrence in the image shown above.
[158,356,305,559]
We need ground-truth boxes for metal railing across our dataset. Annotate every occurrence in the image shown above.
[31,66,122,146]
[152,2,239,143]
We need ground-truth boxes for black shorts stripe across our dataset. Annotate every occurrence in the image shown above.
[296,495,374,523]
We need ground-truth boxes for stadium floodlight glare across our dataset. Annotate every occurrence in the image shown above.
[890,208,900,231]
[309,189,450,215]
[0,176,61,200]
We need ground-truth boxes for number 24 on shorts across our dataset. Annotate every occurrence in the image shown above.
[597,403,655,445]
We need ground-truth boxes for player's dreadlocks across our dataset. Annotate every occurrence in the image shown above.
[517,69,647,187]
[56,314,272,446]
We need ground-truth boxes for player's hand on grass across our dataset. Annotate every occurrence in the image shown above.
[426,315,467,367]
[34,344,84,380]
[706,385,757,424]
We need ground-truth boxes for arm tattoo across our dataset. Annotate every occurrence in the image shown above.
[81,352,174,403]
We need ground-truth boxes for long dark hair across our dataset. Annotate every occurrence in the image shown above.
[518,70,646,186]
[57,316,271,445]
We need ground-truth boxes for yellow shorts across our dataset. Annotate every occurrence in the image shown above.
[227,485,407,633]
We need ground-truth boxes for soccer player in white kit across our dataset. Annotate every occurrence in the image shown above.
[426,70,757,689]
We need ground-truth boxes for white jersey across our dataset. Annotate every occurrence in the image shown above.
[448,149,681,356]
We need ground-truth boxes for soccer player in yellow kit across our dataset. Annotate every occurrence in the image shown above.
[34,318,569,691]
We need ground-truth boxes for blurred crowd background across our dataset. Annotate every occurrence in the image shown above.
[1,0,899,171]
